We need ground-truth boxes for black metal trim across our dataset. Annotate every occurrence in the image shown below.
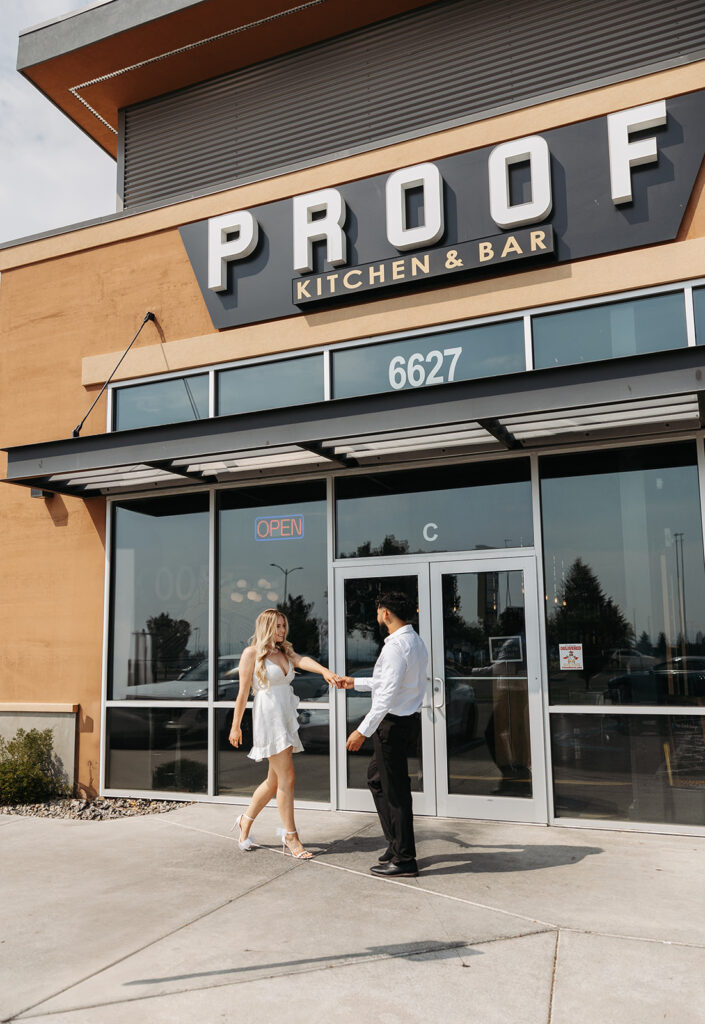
[5,347,705,493]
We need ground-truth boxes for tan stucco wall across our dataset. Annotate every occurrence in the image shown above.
[1,58,705,795]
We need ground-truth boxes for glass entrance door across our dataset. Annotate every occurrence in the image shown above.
[334,563,436,814]
[335,555,547,822]
[430,556,547,822]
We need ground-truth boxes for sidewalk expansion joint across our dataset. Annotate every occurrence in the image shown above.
[547,929,561,1024]
[154,817,705,950]
[10,935,553,1020]
[6,862,295,1023]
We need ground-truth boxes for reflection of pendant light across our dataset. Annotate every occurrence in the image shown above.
[267,591,279,602]
[230,592,244,603]
[258,578,272,588]
[237,579,247,588]
[247,591,262,601]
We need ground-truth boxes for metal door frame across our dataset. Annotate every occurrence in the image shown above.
[333,561,436,814]
[430,553,548,823]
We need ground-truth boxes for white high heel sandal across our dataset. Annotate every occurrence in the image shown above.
[276,828,313,859]
[231,813,256,851]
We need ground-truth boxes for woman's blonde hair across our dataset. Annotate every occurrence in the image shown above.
[251,608,295,690]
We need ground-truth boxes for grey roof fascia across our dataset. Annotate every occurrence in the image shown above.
[17,0,206,70]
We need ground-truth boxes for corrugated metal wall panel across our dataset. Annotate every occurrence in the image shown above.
[121,0,705,208]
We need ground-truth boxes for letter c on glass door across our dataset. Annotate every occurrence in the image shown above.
[423,522,439,542]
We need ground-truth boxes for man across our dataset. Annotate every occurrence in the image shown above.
[341,591,428,877]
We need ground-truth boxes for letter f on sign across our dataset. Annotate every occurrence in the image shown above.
[607,100,667,205]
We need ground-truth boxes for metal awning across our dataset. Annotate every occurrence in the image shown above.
[5,347,705,498]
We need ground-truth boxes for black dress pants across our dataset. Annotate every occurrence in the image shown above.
[367,712,420,865]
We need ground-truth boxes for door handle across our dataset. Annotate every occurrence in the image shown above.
[433,676,445,709]
[422,677,433,709]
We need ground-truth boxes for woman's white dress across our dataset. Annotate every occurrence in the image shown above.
[248,658,303,761]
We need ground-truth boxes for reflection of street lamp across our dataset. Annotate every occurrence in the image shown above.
[674,532,687,653]
[270,563,302,604]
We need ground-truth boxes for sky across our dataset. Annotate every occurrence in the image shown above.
[0,0,115,245]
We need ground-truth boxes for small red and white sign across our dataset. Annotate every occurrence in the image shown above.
[559,643,584,670]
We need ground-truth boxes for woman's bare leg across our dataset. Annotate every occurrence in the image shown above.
[239,765,277,840]
[268,748,312,858]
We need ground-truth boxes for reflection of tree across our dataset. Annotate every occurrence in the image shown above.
[636,630,654,656]
[656,631,668,658]
[147,612,191,681]
[279,593,322,659]
[547,558,632,677]
[441,575,483,656]
[345,575,419,646]
[343,535,410,559]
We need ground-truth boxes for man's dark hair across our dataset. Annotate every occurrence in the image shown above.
[376,591,416,623]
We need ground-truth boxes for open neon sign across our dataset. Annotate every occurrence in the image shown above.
[254,514,305,541]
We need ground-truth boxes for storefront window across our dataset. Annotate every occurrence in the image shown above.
[532,292,687,368]
[109,494,209,700]
[331,320,524,400]
[106,707,208,793]
[336,460,532,557]
[217,355,324,416]
[217,481,329,704]
[540,442,705,706]
[551,712,705,826]
[693,286,705,344]
[113,375,209,429]
[216,708,330,801]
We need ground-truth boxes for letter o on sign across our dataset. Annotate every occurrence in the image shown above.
[423,522,439,542]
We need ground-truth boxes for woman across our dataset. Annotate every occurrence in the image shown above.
[228,608,338,859]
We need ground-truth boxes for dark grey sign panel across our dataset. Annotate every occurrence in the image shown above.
[179,90,705,329]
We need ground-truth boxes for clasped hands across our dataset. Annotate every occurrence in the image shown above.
[322,670,354,689]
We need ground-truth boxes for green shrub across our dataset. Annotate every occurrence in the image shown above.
[0,728,70,805]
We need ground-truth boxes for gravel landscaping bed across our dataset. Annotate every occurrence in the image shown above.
[1,797,189,820]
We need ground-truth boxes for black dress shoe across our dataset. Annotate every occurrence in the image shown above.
[370,861,419,877]
[378,847,393,863]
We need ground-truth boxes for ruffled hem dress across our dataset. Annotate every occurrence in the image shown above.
[248,657,303,762]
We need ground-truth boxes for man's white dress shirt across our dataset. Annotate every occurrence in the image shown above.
[354,624,429,737]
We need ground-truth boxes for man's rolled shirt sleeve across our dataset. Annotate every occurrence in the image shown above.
[355,644,407,737]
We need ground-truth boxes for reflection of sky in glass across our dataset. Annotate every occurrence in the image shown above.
[336,468,532,557]
[533,292,686,369]
[114,375,209,430]
[218,497,327,659]
[332,320,524,399]
[541,447,705,644]
[217,355,324,415]
[111,500,209,698]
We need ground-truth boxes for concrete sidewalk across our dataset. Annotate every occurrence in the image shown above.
[1,804,703,1023]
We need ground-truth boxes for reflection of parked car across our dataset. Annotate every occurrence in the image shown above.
[589,648,657,701]
[652,657,705,700]
[189,658,330,702]
[444,675,478,743]
[607,649,656,671]
[125,655,240,700]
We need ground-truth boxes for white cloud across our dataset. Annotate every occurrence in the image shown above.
[0,1,115,245]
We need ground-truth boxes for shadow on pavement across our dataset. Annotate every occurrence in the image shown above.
[124,939,480,986]
[417,844,603,875]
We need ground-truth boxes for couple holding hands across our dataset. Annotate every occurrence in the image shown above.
[229,594,428,875]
